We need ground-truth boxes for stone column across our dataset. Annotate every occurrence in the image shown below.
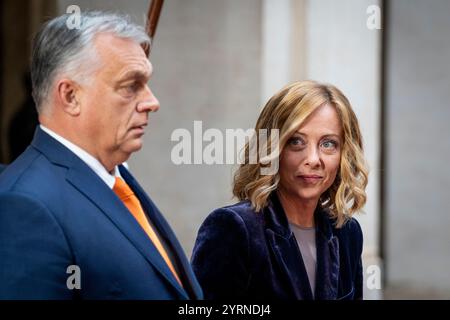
[303,0,383,299]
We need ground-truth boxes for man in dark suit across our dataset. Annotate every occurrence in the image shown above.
[0,11,202,300]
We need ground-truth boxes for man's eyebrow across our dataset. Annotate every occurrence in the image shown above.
[118,69,152,82]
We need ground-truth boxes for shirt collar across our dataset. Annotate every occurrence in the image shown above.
[40,125,121,189]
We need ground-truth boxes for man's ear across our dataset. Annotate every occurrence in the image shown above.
[56,79,81,116]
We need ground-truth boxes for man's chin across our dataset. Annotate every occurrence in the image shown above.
[123,139,144,154]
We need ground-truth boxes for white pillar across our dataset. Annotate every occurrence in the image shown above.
[261,0,383,299]
[305,0,382,299]
[261,0,292,106]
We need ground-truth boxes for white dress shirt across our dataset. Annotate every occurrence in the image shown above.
[40,125,122,189]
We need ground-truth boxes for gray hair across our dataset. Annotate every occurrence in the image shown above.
[31,11,151,113]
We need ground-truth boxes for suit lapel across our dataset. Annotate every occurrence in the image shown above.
[119,166,203,300]
[264,193,341,300]
[314,211,340,300]
[264,194,313,300]
[65,165,188,299]
[31,127,189,299]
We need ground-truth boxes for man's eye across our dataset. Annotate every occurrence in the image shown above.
[122,82,140,95]
[128,83,139,92]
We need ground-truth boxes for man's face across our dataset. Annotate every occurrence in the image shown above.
[78,33,159,170]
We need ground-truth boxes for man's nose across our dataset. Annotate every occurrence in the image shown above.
[137,84,160,113]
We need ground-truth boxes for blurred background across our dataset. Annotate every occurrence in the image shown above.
[1,0,449,299]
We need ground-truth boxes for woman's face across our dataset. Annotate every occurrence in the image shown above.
[279,104,343,205]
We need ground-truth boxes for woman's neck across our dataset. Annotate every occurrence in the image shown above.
[277,190,318,228]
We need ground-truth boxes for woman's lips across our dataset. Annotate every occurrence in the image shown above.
[297,174,323,184]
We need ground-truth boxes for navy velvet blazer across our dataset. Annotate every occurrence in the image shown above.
[0,127,203,300]
[191,193,363,300]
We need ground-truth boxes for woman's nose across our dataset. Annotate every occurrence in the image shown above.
[304,145,321,168]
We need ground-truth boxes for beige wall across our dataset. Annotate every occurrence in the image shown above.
[261,0,382,299]
[386,0,450,298]
[55,3,383,289]
[58,0,263,257]
[304,0,382,299]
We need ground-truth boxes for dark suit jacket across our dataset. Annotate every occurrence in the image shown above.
[0,127,203,300]
[0,164,6,174]
[191,193,363,300]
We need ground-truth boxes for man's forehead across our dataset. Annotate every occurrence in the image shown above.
[119,62,153,80]
[93,33,153,78]
[104,56,153,82]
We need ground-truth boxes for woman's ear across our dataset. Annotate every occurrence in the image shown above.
[56,79,81,116]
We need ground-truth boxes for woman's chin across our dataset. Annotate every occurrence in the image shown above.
[293,189,322,203]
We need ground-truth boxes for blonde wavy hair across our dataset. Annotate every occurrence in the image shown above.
[233,80,368,228]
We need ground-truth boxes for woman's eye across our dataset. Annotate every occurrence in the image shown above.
[288,137,305,147]
[321,140,337,149]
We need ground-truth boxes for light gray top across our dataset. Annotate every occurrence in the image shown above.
[289,222,317,298]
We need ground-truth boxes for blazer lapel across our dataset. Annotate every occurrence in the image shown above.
[31,127,189,299]
[314,210,340,300]
[65,165,188,299]
[264,194,313,300]
[263,193,341,300]
[119,166,203,300]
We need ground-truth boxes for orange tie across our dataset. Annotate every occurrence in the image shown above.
[113,177,182,286]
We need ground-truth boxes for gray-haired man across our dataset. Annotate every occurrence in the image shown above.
[0,11,203,300]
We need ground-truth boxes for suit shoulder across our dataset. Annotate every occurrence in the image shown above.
[201,202,248,229]
[336,216,364,254]
[323,210,362,237]
[0,148,66,201]
[197,201,265,250]
[342,217,363,238]
[0,191,48,211]
[0,148,40,189]
[0,191,68,242]
[224,200,263,219]
[207,200,262,228]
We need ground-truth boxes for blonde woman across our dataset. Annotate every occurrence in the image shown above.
[191,81,368,300]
